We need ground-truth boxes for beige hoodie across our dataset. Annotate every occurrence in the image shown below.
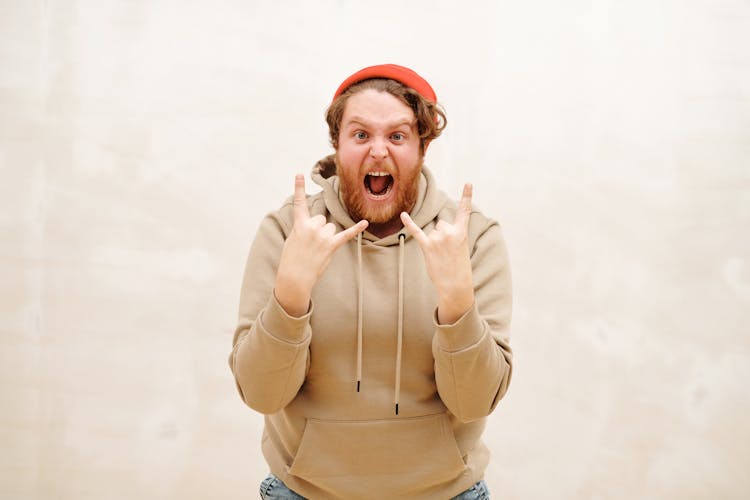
[229,155,513,499]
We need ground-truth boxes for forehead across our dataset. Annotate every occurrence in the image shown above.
[341,89,416,127]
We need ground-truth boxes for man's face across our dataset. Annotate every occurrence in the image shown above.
[336,88,423,235]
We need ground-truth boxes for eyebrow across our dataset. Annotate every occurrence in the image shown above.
[345,116,415,129]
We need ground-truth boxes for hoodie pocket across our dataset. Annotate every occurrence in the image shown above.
[288,412,466,481]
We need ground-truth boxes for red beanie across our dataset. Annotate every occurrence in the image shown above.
[332,64,437,103]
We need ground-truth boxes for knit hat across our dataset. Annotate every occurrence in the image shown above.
[332,64,437,103]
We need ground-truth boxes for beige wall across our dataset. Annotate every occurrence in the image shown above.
[2,1,749,498]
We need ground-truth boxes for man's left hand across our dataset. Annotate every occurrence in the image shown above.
[401,183,475,325]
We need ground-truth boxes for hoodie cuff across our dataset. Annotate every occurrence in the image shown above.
[434,302,486,352]
[260,293,313,344]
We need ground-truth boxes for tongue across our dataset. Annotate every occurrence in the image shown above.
[369,175,390,195]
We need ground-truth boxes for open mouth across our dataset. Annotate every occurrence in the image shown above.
[364,172,394,198]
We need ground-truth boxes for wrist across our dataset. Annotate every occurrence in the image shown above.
[437,287,474,325]
[274,276,312,318]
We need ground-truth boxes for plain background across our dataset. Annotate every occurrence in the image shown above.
[2,1,749,498]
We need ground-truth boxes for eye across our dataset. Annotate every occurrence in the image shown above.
[391,132,405,141]
[355,131,368,140]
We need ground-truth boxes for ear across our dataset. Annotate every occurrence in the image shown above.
[422,139,431,154]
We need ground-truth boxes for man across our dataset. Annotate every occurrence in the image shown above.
[229,64,513,499]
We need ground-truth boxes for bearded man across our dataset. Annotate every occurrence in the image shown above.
[229,64,513,500]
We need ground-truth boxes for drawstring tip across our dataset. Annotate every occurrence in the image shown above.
[395,403,399,415]
[357,381,360,392]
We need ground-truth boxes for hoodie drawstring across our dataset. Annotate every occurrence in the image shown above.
[357,233,364,392]
[355,232,406,416]
[395,233,405,415]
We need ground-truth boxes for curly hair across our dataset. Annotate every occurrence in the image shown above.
[325,78,447,154]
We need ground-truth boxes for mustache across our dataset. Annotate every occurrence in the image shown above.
[334,155,397,176]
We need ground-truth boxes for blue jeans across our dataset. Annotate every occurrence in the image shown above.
[259,473,490,499]
[259,474,305,500]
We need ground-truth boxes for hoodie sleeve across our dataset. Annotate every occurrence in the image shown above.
[228,211,312,415]
[432,217,513,423]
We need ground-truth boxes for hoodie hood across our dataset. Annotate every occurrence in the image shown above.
[311,154,447,246]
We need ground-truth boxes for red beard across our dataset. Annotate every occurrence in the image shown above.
[336,155,422,230]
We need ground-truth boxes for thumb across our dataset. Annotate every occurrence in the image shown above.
[400,212,429,246]
[332,219,369,249]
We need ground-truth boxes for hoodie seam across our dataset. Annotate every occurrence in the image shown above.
[449,352,464,420]
[274,345,306,413]
[305,411,448,424]
[274,205,293,236]
[310,194,327,212]
[259,321,311,346]
[469,216,496,258]
[438,327,489,354]
[260,298,312,345]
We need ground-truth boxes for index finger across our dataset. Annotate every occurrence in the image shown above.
[453,183,473,228]
[293,174,310,221]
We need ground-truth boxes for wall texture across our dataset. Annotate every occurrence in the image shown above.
[2,1,749,498]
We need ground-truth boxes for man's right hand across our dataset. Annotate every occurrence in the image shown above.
[274,174,368,317]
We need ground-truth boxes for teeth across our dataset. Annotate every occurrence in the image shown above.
[367,172,389,176]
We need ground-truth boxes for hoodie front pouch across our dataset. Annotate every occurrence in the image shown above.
[288,412,466,487]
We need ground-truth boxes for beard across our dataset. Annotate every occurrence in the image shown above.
[335,154,422,228]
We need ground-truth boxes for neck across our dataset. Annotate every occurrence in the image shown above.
[366,218,404,239]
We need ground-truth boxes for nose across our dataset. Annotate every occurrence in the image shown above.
[369,138,388,160]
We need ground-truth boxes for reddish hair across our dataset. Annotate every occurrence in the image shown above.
[325,78,446,154]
